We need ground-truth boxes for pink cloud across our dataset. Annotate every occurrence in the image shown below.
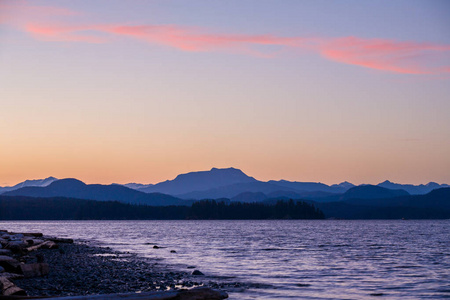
[25,24,108,43]
[4,1,449,75]
[0,1,79,26]
[101,24,307,53]
[320,37,450,74]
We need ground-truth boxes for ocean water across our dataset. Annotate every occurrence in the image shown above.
[1,220,449,299]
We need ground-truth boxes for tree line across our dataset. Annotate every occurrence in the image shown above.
[0,196,324,220]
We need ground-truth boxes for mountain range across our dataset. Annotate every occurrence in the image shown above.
[0,168,449,219]
[1,167,448,203]
[2,178,190,206]
[0,176,57,194]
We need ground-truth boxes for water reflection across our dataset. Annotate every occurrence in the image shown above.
[1,220,449,299]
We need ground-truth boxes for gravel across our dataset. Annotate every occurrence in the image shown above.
[12,242,225,297]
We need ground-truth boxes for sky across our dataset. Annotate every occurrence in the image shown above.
[1,0,449,186]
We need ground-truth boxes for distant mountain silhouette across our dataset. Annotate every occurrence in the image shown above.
[343,187,450,209]
[3,179,189,206]
[267,180,349,193]
[138,167,258,195]
[341,185,409,200]
[127,167,355,200]
[0,177,57,194]
[330,181,355,190]
[377,180,449,195]
[315,188,450,219]
[231,192,268,203]
[5,169,448,204]
[122,183,154,190]
[177,181,299,199]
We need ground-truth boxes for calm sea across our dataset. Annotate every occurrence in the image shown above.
[1,220,449,299]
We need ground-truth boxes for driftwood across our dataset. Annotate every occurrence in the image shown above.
[0,277,26,296]
[21,233,43,238]
[24,240,44,247]
[26,241,57,252]
[47,238,73,244]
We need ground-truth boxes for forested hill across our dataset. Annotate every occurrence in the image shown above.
[0,196,324,220]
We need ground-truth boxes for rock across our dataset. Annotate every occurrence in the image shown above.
[0,273,24,280]
[187,266,196,269]
[7,244,24,254]
[0,255,20,272]
[153,246,160,249]
[0,266,4,273]
[19,263,50,278]
[0,235,10,241]
[9,234,24,241]
[0,249,11,255]
[170,250,177,253]
[0,276,27,296]
[192,270,204,276]
[5,240,28,254]
[6,240,27,249]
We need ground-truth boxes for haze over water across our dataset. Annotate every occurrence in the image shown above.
[2,220,449,299]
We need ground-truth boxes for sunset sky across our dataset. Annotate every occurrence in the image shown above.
[1,0,449,186]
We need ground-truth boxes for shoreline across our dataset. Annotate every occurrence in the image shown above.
[0,230,228,299]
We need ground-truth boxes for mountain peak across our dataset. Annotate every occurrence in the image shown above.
[140,167,256,196]
[343,185,409,200]
[210,167,241,172]
[49,178,87,189]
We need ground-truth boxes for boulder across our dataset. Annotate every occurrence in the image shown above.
[19,263,49,278]
[1,272,24,280]
[0,266,4,273]
[192,270,204,276]
[0,256,20,272]
[5,241,27,254]
[9,234,24,241]
[0,235,10,241]
[7,240,26,247]
[0,249,11,255]
[0,276,27,296]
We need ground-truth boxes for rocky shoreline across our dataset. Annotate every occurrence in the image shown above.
[0,230,228,299]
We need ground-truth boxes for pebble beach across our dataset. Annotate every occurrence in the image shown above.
[0,230,228,299]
